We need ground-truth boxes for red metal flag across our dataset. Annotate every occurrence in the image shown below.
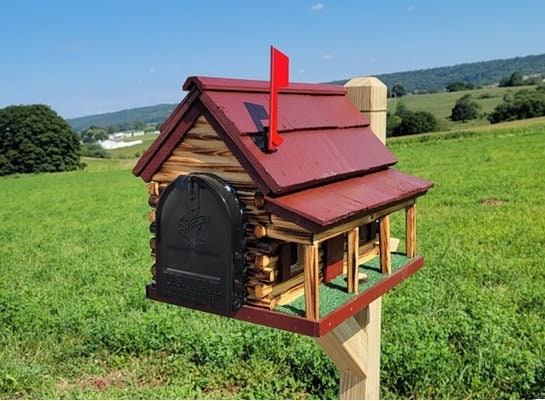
[268,46,289,151]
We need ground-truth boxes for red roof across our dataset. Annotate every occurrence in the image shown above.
[133,76,396,194]
[133,76,433,232]
[265,169,432,232]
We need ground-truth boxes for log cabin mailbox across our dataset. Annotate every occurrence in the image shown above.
[133,62,433,341]
[133,63,434,396]
[133,74,433,333]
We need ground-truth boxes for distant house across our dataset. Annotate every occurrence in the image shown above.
[99,139,142,150]
[110,130,145,140]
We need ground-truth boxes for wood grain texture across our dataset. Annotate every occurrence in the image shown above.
[347,227,359,293]
[405,203,417,258]
[379,215,391,274]
[316,298,383,399]
[316,316,368,378]
[303,243,320,320]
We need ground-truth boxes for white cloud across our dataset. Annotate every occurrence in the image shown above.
[321,54,333,60]
[149,67,156,74]
[406,5,415,12]
[61,41,83,52]
[310,3,324,11]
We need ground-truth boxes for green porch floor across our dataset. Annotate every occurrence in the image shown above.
[274,252,413,319]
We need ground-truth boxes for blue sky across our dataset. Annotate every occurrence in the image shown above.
[2,0,544,119]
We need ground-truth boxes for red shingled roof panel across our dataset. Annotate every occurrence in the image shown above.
[203,90,368,135]
[190,76,393,194]
[264,169,434,232]
[236,127,397,194]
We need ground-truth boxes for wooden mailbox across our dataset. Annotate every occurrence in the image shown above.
[133,74,433,398]
[134,75,432,334]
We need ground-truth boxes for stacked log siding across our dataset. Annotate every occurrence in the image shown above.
[145,115,320,309]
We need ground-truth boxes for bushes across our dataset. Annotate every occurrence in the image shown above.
[81,143,109,158]
[489,85,545,123]
[387,102,439,137]
[446,81,475,92]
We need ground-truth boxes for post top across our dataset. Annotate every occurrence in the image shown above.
[344,76,387,89]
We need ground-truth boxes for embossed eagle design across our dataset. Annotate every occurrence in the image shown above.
[177,214,211,247]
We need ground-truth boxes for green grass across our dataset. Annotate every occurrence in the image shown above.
[388,84,537,130]
[1,120,545,399]
[383,120,545,399]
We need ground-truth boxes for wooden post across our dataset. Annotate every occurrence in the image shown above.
[303,242,320,320]
[347,227,359,293]
[316,298,382,400]
[314,77,388,400]
[379,215,391,274]
[344,77,387,144]
[405,203,417,258]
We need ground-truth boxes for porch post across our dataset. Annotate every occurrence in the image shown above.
[303,242,320,320]
[406,203,417,258]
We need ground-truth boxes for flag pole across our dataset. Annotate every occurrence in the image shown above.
[268,46,289,151]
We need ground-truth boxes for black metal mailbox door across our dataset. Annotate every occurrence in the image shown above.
[155,173,246,316]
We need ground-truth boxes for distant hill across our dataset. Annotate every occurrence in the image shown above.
[330,53,545,93]
[68,53,545,131]
[67,103,177,132]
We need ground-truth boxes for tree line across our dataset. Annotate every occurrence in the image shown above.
[331,53,545,94]
[67,104,174,132]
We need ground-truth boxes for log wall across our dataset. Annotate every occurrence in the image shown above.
[145,115,319,310]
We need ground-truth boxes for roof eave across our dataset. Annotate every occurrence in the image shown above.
[263,169,434,233]
[132,86,201,180]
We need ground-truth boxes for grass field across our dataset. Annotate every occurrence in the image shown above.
[388,84,537,131]
[1,119,544,399]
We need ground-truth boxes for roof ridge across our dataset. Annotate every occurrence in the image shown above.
[183,76,347,96]
[275,123,369,135]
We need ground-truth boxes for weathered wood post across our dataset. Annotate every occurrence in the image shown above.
[315,77,388,400]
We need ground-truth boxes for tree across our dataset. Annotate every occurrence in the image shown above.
[386,112,402,137]
[446,81,475,92]
[81,142,109,158]
[0,104,81,176]
[396,111,438,136]
[390,83,407,98]
[450,94,481,122]
[388,110,438,137]
[106,124,123,134]
[387,101,439,137]
[499,71,524,87]
[132,120,145,131]
[394,101,410,118]
[80,125,108,143]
